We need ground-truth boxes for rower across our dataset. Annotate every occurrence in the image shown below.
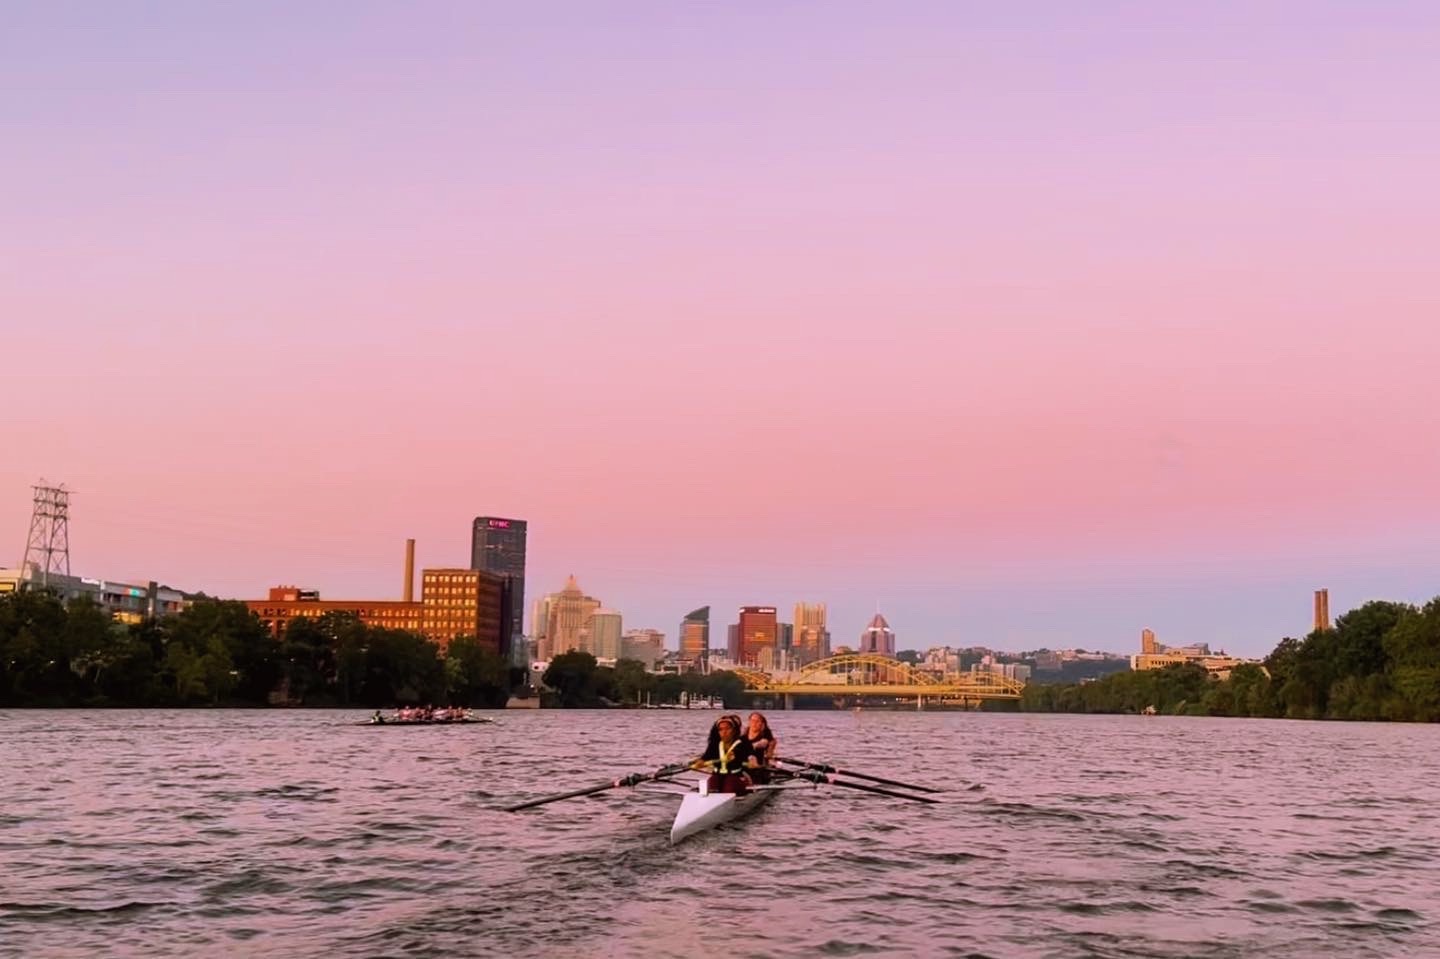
[744,711,777,784]
[692,715,756,794]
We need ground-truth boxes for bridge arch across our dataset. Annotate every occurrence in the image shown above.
[733,654,1025,701]
[789,653,942,687]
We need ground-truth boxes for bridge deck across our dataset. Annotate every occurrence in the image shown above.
[746,683,1020,699]
[735,653,1026,700]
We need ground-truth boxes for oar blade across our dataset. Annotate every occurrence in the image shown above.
[829,778,941,804]
[776,757,943,794]
[502,763,690,812]
[781,769,940,804]
[502,780,613,812]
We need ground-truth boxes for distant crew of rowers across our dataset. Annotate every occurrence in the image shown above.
[691,711,778,794]
[369,706,474,724]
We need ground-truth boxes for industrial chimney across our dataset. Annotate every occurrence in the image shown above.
[404,539,416,603]
[1314,589,1330,632]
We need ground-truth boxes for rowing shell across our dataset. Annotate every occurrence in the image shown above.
[669,786,778,844]
[353,717,494,726]
[503,762,936,828]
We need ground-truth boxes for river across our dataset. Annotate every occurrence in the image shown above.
[1,709,1436,958]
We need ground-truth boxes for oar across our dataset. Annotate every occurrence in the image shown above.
[503,763,689,812]
[782,769,940,804]
[776,757,942,794]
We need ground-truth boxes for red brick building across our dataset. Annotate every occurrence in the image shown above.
[420,567,508,654]
[248,568,510,654]
[247,587,420,638]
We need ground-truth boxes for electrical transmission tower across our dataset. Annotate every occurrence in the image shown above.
[21,481,71,589]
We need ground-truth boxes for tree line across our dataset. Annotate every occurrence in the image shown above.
[1020,598,1440,721]
[0,592,521,707]
[0,591,753,709]
[540,650,749,708]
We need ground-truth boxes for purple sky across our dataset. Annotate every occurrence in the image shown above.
[4,3,1439,656]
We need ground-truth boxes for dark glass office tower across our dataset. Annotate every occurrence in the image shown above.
[471,517,527,648]
[679,606,710,670]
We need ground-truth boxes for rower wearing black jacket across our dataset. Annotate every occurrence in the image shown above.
[744,711,777,784]
[692,715,756,794]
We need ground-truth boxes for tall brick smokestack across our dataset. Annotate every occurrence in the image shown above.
[404,539,416,603]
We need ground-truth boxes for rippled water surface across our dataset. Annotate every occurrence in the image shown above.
[2,709,1438,958]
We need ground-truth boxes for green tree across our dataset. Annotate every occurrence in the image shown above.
[1384,600,1440,721]
[95,627,162,705]
[161,599,277,704]
[445,637,511,707]
[593,665,618,704]
[59,597,117,694]
[200,636,239,704]
[165,642,209,702]
[651,672,688,705]
[611,658,655,705]
[700,670,748,708]
[0,590,70,704]
[1334,601,1409,679]
[542,651,602,707]
[353,628,445,706]
[280,616,337,704]
[1228,663,1275,717]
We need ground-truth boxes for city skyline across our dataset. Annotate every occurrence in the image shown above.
[5,4,1440,659]
[0,504,1383,660]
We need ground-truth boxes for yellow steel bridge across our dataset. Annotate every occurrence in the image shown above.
[733,653,1024,706]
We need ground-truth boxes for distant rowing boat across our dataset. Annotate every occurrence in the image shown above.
[356,711,495,726]
[354,717,493,726]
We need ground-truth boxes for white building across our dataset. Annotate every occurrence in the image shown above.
[0,566,189,624]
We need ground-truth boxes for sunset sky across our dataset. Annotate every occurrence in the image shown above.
[4,3,1439,656]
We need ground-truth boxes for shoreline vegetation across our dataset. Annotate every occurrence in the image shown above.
[1018,599,1440,722]
[0,593,746,710]
[3,592,1438,721]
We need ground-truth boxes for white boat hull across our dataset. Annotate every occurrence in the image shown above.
[669,788,776,844]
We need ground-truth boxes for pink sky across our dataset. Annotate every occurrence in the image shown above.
[4,3,1439,656]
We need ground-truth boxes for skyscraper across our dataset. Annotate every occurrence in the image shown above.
[793,602,830,665]
[471,516,527,645]
[622,628,666,669]
[540,574,601,660]
[679,607,710,670]
[531,594,553,658]
[589,609,623,659]
[734,606,778,667]
[859,612,896,658]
